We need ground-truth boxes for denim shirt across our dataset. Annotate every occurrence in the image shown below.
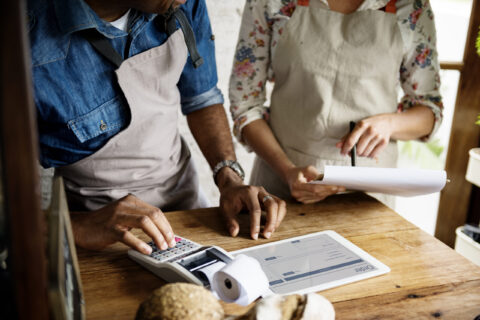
[28,0,223,168]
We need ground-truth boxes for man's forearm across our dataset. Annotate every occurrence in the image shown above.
[187,104,240,188]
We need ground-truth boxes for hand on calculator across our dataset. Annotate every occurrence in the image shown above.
[70,194,176,255]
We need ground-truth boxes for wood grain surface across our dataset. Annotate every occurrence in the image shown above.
[77,193,480,319]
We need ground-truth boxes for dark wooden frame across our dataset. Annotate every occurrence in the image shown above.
[435,0,480,247]
[0,0,49,319]
[48,177,86,320]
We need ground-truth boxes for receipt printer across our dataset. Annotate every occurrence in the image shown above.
[128,237,233,288]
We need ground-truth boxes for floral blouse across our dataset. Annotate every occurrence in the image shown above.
[229,0,443,144]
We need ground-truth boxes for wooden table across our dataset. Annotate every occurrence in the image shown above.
[77,193,480,319]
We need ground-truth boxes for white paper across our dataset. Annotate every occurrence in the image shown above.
[211,254,270,306]
[310,165,447,197]
[198,261,226,288]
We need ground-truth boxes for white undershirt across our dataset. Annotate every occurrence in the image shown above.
[110,9,131,32]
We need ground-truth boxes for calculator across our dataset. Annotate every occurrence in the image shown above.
[128,236,233,287]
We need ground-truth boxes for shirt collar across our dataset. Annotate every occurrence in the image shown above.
[53,0,156,38]
[53,0,97,35]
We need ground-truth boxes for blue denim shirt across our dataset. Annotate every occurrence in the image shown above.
[28,0,223,168]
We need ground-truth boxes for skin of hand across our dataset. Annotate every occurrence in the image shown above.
[70,194,176,255]
[242,119,345,204]
[187,105,286,240]
[284,165,346,204]
[337,114,393,159]
[216,168,287,240]
[336,105,435,159]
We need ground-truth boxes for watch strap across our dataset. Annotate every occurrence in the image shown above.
[212,160,245,182]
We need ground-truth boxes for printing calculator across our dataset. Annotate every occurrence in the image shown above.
[128,236,233,288]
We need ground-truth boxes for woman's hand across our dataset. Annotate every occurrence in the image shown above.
[285,166,345,204]
[336,114,394,159]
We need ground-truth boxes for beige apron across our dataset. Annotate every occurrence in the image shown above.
[251,0,403,206]
[57,30,209,212]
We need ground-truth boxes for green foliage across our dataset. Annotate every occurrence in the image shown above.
[477,27,480,57]
[398,139,445,170]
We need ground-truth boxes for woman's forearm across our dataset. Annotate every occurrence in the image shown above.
[390,105,435,141]
[242,119,295,182]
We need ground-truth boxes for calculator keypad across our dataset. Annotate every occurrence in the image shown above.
[148,237,200,262]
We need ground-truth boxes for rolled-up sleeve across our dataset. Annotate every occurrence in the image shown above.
[178,0,223,115]
[181,86,224,114]
[398,0,443,141]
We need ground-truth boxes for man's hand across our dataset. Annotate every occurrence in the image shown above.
[217,168,286,240]
[285,166,345,204]
[70,194,176,254]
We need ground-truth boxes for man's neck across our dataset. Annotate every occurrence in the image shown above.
[84,0,130,22]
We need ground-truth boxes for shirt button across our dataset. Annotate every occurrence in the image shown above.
[210,34,215,41]
[100,120,107,131]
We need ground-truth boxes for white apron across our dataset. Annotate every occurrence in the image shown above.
[57,30,209,212]
[251,0,403,206]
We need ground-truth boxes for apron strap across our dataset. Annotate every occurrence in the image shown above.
[81,29,123,68]
[381,0,397,14]
[166,9,204,69]
[82,9,204,69]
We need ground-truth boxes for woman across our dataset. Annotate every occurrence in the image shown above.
[229,0,443,205]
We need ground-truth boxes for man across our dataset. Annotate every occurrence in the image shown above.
[28,0,286,255]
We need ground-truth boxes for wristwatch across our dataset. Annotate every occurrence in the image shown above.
[212,160,245,182]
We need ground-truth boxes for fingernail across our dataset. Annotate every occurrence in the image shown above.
[142,244,152,255]
[253,233,258,240]
[160,242,167,250]
[229,226,236,236]
[169,240,176,247]
[264,232,271,239]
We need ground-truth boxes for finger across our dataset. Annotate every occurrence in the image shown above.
[341,122,367,155]
[115,228,152,255]
[260,194,278,239]
[245,187,262,240]
[116,213,168,250]
[370,139,388,159]
[275,199,287,228]
[302,165,320,181]
[222,203,240,237]
[362,136,381,157]
[291,188,318,201]
[294,182,339,194]
[297,198,323,204]
[127,198,176,247]
[356,128,376,155]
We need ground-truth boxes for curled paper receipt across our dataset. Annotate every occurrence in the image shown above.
[210,254,270,306]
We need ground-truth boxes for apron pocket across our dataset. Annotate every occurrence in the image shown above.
[67,96,130,143]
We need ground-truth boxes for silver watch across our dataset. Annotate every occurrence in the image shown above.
[212,160,245,182]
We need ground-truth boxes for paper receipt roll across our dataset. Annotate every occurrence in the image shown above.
[211,254,269,306]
